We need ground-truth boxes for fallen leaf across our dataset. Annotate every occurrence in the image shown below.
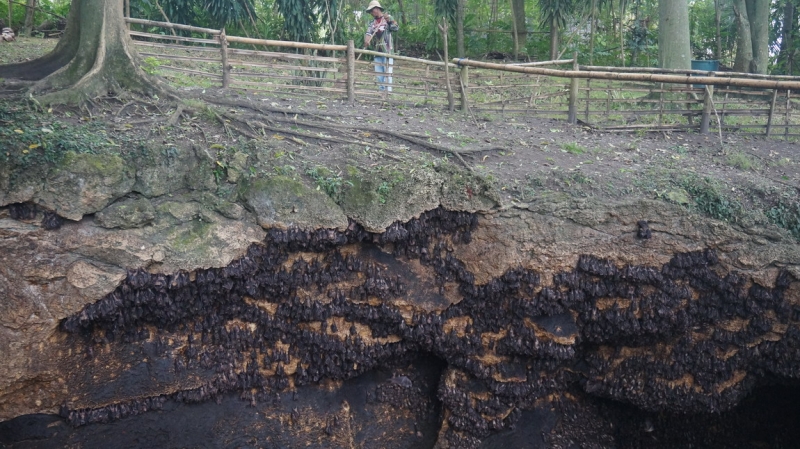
[28,143,40,149]
[14,129,23,134]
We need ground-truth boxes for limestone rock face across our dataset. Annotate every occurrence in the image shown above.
[1,152,136,221]
[94,197,156,229]
[240,176,349,231]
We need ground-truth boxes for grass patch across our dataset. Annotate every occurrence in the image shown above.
[725,151,756,171]
[562,142,586,155]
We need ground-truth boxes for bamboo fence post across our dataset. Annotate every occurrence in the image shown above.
[220,29,230,88]
[700,84,714,134]
[440,18,455,111]
[658,83,664,126]
[568,53,578,124]
[425,65,430,104]
[460,66,469,111]
[585,79,591,122]
[766,88,778,136]
[721,91,728,126]
[347,40,355,104]
[786,90,791,139]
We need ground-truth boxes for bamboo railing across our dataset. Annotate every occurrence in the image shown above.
[125,18,800,137]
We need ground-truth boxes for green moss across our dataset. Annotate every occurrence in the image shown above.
[171,219,214,250]
[60,151,125,176]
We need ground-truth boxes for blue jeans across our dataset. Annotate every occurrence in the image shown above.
[374,56,394,92]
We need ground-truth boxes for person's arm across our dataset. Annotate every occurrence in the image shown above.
[364,21,376,47]
[386,14,399,32]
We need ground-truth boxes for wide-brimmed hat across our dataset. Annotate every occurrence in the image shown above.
[365,0,384,12]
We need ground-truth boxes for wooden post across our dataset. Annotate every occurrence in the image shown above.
[7,0,12,30]
[346,40,355,104]
[568,53,578,124]
[658,83,664,126]
[125,0,130,29]
[700,84,714,134]
[585,79,591,122]
[459,66,469,111]
[786,90,791,139]
[220,29,230,89]
[766,88,778,136]
[440,18,455,112]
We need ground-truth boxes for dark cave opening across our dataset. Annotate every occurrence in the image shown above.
[608,382,800,449]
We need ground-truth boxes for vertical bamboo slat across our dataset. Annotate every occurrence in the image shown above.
[568,54,578,124]
[220,29,230,88]
[766,89,778,136]
[347,40,355,104]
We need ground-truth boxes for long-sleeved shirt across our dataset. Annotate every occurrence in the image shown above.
[365,14,399,54]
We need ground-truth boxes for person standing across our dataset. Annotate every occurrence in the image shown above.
[363,1,398,92]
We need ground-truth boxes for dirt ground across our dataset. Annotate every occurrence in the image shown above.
[2,37,799,233]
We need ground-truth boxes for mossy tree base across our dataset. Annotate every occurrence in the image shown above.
[1,0,169,105]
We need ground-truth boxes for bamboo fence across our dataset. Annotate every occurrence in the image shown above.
[125,18,800,138]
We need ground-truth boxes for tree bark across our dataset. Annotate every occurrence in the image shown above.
[589,0,596,64]
[746,0,769,74]
[456,0,465,58]
[658,0,691,69]
[510,0,526,54]
[732,0,754,72]
[395,0,407,25]
[714,0,722,60]
[778,0,795,74]
[21,0,35,36]
[550,16,558,60]
[0,0,166,105]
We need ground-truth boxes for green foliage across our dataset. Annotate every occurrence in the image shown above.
[766,197,800,240]
[679,174,741,222]
[0,101,113,182]
[306,166,350,199]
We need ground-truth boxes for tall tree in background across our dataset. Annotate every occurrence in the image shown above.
[456,0,465,57]
[658,0,691,69]
[777,0,796,74]
[510,0,526,56]
[732,0,769,73]
[540,0,572,60]
[21,0,36,36]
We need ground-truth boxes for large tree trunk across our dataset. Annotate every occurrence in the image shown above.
[746,0,769,74]
[658,0,691,69]
[511,0,526,54]
[732,0,754,72]
[0,0,165,105]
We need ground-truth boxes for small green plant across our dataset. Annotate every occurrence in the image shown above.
[562,142,586,155]
[679,174,741,222]
[306,166,349,198]
[376,181,391,204]
[141,56,166,75]
[766,197,800,240]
